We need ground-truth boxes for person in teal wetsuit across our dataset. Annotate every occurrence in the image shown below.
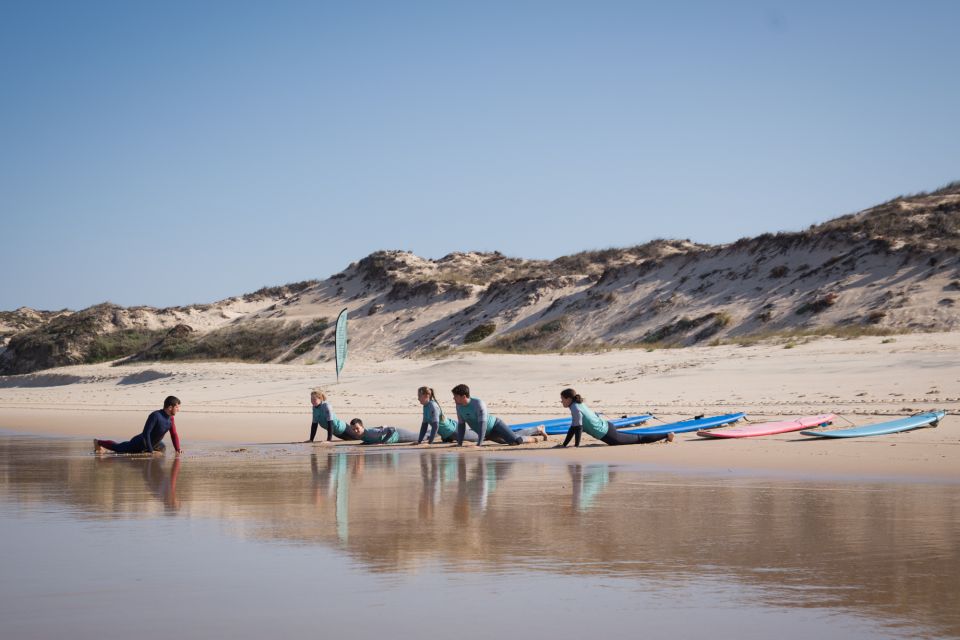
[347,418,420,444]
[417,386,477,444]
[558,388,674,447]
[417,386,545,444]
[308,388,359,442]
[451,384,545,446]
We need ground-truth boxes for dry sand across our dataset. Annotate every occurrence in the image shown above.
[1,332,958,480]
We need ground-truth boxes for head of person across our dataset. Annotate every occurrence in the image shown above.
[310,388,326,406]
[417,386,436,406]
[451,384,470,406]
[163,396,181,416]
[560,388,583,408]
[348,418,365,438]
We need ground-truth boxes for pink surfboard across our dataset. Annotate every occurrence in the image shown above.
[697,414,835,439]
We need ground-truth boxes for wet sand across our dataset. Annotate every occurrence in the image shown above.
[1,437,958,639]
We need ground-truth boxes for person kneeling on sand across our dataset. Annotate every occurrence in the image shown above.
[308,388,359,442]
[451,384,546,447]
[347,419,421,445]
[94,395,183,455]
[558,388,674,447]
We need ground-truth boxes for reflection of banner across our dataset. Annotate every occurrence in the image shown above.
[335,308,348,381]
[333,452,349,543]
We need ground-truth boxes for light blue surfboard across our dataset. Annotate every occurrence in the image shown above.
[620,412,746,436]
[800,411,945,438]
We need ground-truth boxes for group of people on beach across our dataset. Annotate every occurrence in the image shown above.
[312,384,674,448]
[93,385,675,456]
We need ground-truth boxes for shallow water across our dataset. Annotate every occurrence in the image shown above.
[1,435,958,639]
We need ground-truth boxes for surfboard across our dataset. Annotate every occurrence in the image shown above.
[539,415,652,436]
[799,411,945,438]
[621,412,746,436]
[509,417,575,431]
[697,414,835,438]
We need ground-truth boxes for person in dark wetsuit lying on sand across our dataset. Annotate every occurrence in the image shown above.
[451,384,548,447]
[94,395,183,455]
[558,388,674,447]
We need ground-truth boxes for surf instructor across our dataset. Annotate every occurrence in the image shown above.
[94,395,183,455]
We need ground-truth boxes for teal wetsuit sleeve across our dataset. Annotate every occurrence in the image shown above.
[420,401,441,444]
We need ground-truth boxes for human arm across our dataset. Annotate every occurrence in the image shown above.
[424,402,441,444]
[169,417,182,454]
[561,404,584,447]
[474,399,488,446]
[561,425,582,447]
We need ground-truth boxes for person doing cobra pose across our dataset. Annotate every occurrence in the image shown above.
[451,384,544,447]
[417,386,477,444]
[558,388,674,447]
[308,388,358,442]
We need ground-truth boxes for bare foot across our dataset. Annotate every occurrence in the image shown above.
[666,432,675,443]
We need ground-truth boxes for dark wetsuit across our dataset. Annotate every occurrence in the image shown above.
[562,402,668,447]
[97,409,180,454]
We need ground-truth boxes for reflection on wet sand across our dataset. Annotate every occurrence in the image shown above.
[1,437,958,638]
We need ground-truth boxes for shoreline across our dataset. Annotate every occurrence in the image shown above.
[1,332,958,482]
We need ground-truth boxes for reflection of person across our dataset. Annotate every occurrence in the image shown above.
[94,395,182,455]
[417,386,478,444]
[568,463,611,512]
[347,419,420,445]
[559,388,673,447]
[451,384,542,446]
[454,458,513,520]
[308,388,358,442]
[143,456,181,510]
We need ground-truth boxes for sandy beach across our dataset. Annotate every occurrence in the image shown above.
[1,332,957,481]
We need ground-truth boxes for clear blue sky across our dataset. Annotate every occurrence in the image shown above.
[2,1,958,311]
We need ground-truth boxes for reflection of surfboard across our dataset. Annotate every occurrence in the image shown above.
[800,411,944,438]
[537,415,652,436]
[698,414,835,438]
[621,413,746,436]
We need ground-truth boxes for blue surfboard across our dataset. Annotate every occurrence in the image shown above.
[508,416,576,431]
[511,414,653,435]
[540,415,653,435]
[799,411,945,438]
[620,412,746,436]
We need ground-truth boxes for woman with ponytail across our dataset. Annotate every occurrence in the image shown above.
[558,388,673,447]
[417,386,478,444]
